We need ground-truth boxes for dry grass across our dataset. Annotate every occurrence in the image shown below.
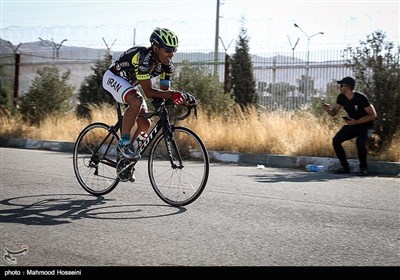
[182,106,340,157]
[1,104,399,162]
[0,104,115,142]
[181,105,400,162]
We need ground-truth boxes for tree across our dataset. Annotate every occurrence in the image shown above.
[230,19,257,107]
[0,80,10,111]
[174,62,234,112]
[19,67,74,125]
[76,54,114,118]
[345,30,400,151]
[0,65,13,112]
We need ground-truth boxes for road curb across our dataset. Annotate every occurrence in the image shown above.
[0,137,75,152]
[1,137,399,177]
[209,151,400,177]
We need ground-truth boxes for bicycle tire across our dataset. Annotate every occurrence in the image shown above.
[148,126,209,207]
[73,122,120,195]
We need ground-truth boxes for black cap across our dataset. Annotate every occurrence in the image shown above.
[337,76,355,88]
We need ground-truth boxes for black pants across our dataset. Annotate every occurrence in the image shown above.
[332,125,372,170]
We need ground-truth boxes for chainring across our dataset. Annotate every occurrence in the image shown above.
[116,158,135,182]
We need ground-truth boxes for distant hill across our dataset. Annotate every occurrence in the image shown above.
[0,38,15,52]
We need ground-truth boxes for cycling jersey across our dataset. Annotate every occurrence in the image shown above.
[109,46,173,86]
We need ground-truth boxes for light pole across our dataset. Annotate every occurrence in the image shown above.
[219,36,233,93]
[214,0,221,77]
[39,37,68,64]
[102,37,117,63]
[287,35,300,60]
[294,23,323,102]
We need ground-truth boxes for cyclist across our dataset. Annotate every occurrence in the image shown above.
[102,27,194,161]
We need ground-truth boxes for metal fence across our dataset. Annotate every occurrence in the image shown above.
[251,49,353,110]
[1,48,353,111]
[172,49,354,111]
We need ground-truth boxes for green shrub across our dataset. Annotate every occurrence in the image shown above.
[76,55,114,119]
[19,67,74,125]
[174,62,234,112]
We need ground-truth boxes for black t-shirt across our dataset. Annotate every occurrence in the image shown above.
[336,91,374,127]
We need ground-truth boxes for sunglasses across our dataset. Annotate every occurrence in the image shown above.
[163,46,177,54]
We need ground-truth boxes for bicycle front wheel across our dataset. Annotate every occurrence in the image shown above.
[148,126,209,207]
[73,122,120,196]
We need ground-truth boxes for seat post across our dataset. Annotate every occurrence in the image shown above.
[116,102,122,118]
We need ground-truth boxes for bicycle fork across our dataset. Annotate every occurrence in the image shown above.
[163,125,184,169]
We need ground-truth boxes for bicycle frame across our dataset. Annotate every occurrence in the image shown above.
[86,102,123,170]
[90,100,182,172]
[137,104,183,168]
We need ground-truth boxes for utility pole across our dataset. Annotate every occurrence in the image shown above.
[214,0,220,77]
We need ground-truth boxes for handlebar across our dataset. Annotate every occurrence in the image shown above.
[176,105,198,120]
[150,99,198,121]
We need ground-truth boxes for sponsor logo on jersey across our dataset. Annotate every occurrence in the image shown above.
[139,65,149,73]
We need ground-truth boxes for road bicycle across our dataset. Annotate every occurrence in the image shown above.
[72,98,209,207]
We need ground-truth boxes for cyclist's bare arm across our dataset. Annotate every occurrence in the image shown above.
[139,79,174,100]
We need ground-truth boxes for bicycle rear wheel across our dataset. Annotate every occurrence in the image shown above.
[148,126,209,207]
[73,122,120,195]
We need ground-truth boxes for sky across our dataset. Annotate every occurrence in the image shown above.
[0,0,399,53]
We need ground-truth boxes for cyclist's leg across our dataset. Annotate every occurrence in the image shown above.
[132,102,151,141]
[118,93,145,180]
[116,92,144,160]
[102,70,134,104]
[102,70,143,142]
[123,92,143,141]
[103,70,141,159]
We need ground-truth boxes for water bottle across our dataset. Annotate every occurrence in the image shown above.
[132,131,148,151]
[305,164,324,172]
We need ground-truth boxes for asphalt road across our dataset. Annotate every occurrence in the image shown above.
[1,147,399,268]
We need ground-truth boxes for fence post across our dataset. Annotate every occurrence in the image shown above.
[224,54,231,93]
[13,52,20,107]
